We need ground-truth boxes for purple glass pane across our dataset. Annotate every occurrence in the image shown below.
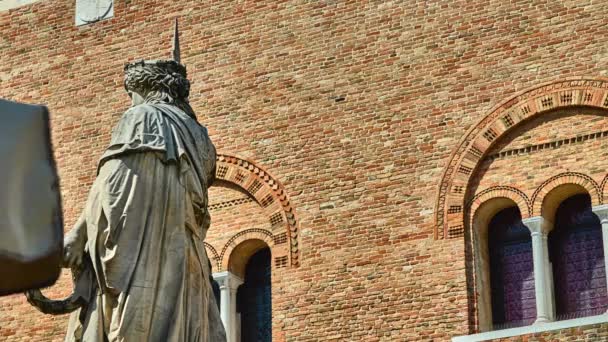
[551,194,608,320]
[489,207,536,329]
[498,241,537,326]
[553,226,607,319]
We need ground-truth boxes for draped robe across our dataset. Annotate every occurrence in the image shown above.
[65,103,225,342]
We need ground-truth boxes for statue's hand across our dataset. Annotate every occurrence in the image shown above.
[63,229,86,269]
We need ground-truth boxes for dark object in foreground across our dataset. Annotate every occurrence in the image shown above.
[0,99,63,296]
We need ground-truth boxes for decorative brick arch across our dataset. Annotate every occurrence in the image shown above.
[601,174,608,202]
[469,186,531,224]
[530,172,601,216]
[215,153,300,266]
[219,228,275,271]
[435,77,608,239]
[204,242,221,271]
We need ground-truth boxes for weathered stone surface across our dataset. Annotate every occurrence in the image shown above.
[74,0,113,26]
[0,0,40,12]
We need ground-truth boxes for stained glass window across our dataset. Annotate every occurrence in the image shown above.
[237,248,272,342]
[550,194,608,320]
[488,207,536,329]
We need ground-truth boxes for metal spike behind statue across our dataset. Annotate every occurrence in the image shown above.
[172,18,181,64]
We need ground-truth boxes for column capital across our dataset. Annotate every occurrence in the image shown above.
[522,216,552,234]
[213,271,243,290]
[592,204,608,222]
[214,271,242,342]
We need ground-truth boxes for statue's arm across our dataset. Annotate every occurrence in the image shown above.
[63,211,87,268]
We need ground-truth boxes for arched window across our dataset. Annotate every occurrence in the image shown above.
[237,248,272,342]
[550,194,608,320]
[488,207,536,329]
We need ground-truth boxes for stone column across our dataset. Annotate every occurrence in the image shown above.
[523,216,554,323]
[213,271,244,342]
[592,204,608,314]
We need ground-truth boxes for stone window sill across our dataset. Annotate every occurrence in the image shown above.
[452,314,608,342]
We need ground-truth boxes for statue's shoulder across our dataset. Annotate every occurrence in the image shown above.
[109,104,168,143]
[120,104,165,121]
[114,104,166,131]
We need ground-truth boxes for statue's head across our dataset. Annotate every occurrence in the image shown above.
[123,60,190,105]
[122,19,197,119]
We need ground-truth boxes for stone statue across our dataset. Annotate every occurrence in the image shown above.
[25,20,226,342]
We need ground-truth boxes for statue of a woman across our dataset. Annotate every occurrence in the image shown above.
[26,23,226,342]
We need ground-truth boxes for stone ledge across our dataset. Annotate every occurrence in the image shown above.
[452,314,608,342]
[0,0,40,12]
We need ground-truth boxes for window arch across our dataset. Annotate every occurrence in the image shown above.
[451,79,608,339]
[435,78,608,239]
[237,248,272,342]
[471,197,531,332]
[215,153,300,267]
[215,238,274,342]
[488,207,536,329]
[549,193,608,320]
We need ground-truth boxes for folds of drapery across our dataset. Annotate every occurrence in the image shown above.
[64,103,224,342]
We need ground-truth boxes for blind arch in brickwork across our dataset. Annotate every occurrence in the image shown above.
[204,242,221,271]
[469,186,531,227]
[214,153,300,267]
[204,241,220,270]
[530,172,601,219]
[435,77,608,239]
[601,174,608,202]
[220,228,275,274]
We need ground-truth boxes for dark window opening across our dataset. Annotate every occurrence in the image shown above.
[489,206,536,329]
[211,278,221,311]
[237,248,272,342]
[550,194,607,320]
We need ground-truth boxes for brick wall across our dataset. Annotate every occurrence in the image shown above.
[2,0,608,340]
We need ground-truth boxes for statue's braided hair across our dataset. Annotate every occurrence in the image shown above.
[124,60,197,120]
